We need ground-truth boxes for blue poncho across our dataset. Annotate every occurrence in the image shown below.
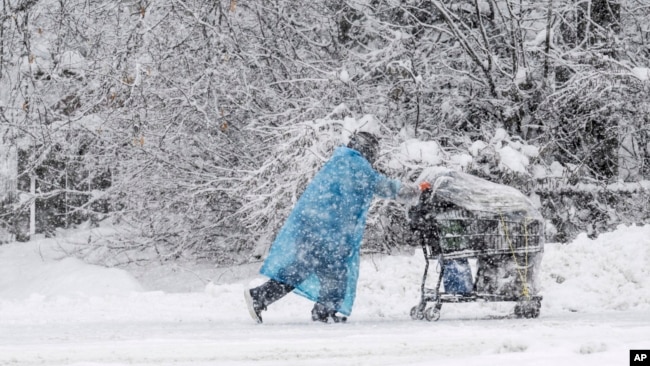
[260,146,401,316]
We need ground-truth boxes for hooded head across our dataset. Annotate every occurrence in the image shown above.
[347,131,379,165]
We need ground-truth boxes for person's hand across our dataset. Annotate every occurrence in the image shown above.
[418,181,431,191]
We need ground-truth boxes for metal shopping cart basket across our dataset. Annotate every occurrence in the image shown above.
[408,167,544,321]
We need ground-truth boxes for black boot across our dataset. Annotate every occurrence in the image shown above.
[244,288,266,324]
[311,303,347,323]
[330,313,348,323]
[245,279,295,324]
[311,303,329,323]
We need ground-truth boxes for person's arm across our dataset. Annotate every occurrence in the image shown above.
[373,176,401,199]
[395,181,431,203]
[374,175,431,203]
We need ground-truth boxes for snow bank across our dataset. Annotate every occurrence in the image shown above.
[0,238,142,300]
[541,224,650,312]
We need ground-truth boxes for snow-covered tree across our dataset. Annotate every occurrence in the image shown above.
[1,0,649,261]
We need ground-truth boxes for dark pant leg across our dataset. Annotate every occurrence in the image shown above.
[250,279,295,308]
[314,264,348,312]
[253,236,315,308]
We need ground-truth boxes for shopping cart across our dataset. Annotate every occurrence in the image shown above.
[408,168,544,321]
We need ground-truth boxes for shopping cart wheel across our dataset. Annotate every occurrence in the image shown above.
[424,306,441,322]
[514,300,541,319]
[410,305,425,320]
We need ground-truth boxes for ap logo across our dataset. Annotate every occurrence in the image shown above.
[631,350,649,364]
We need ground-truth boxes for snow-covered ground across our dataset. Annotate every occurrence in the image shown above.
[1,224,649,365]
